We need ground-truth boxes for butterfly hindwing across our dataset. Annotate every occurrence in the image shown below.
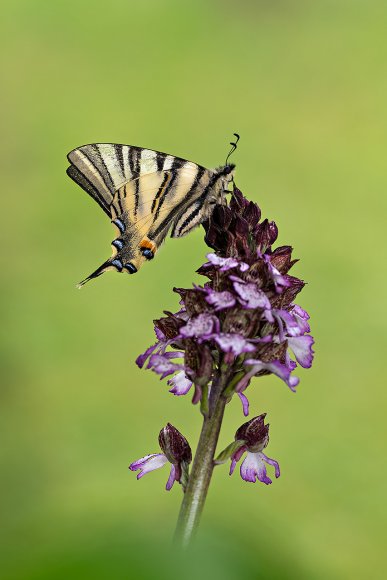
[109,164,214,273]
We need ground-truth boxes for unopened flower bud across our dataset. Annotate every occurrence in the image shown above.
[158,423,192,465]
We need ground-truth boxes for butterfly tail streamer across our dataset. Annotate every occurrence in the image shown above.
[76,260,112,289]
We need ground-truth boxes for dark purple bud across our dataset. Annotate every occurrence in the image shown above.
[213,204,233,229]
[230,186,249,212]
[204,205,234,253]
[234,216,249,238]
[270,246,296,274]
[158,423,192,465]
[256,219,278,250]
[252,340,288,364]
[154,312,184,340]
[235,414,269,452]
[272,277,305,309]
[174,287,208,316]
[243,200,261,225]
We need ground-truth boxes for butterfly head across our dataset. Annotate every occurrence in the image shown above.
[213,163,236,202]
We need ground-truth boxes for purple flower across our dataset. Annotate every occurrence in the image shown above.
[287,335,315,368]
[129,423,192,491]
[212,333,256,358]
[243,358,300,392]
[205,253,249,272]
[203,288,236,311]
[147,353,185,380]
[167,371,193,396]
[291,304,311,334]
[232,278,272,311]
[179,312,219,339]
[229,414,280,485]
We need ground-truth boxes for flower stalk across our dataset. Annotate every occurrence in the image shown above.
[174,386,227,546]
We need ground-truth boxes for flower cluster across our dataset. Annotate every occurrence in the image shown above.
[136,187,314,416]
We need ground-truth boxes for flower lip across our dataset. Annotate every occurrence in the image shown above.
[179,312,219,339]
[129,453,168,479]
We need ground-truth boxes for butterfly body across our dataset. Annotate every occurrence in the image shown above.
[66,143,235,285]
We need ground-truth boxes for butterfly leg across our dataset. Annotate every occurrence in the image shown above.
[139,237,157,260]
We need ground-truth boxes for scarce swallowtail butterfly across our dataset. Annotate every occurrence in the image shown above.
[66,137,239,287]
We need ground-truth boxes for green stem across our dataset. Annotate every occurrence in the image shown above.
[174,373,229,547]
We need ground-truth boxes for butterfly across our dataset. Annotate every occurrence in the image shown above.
[66,137,238,287]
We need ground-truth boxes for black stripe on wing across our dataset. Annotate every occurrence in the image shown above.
[151,166,206,238]
[88,144,116,194]
[66,165,112,217]
[114,143,126,178]
[128,148,141,216]
[171,202,202,237]
[153,158,185,222]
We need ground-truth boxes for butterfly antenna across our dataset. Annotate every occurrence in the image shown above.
[225,132,240,166]
[76,260,111,289]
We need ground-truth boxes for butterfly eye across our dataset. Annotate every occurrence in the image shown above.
[112,259,123,271]
[124,262,137,274]
[141,248,154,260]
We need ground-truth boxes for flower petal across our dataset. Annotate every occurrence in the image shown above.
[129,453,168,479]
[206,253,249,272]
[179,313,219,339]
[287,335,315,368]
[273,309,300,340]
[240,451,272,484]
[154,327,166,341]
[167,371,193,395]
[229,445,247,475]
[291,305,311,334]
[244,358,300,392]
[205,289,236,311]
[136,342,159,368]
[264,255,291,293]
[238,392,250,416]
[213,333,256,357]
[240,452,273,484]
[165,463,178,490]
[229,458,237,475]
[233,280,272,310]
[148,354,185,379]
[261,453,281,478]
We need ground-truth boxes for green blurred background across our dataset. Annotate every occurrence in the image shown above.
[1,1,386,578]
